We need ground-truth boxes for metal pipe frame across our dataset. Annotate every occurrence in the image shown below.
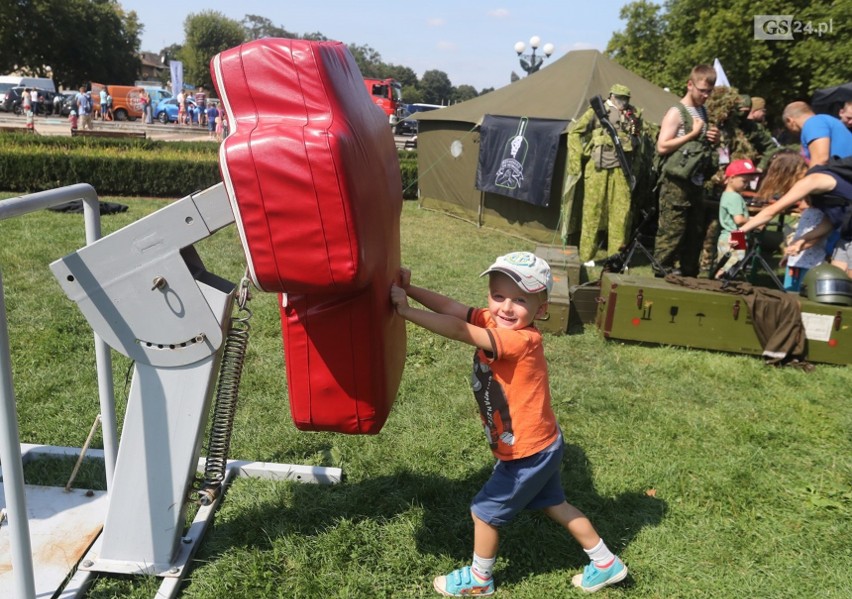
[0,184,115,599]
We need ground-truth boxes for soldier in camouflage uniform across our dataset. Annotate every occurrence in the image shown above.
[567,84,643,264]
[654,65,720,277]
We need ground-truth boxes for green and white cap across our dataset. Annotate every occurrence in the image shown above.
[610,84,631,97]
[480,252,553,299]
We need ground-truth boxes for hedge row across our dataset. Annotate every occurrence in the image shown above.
[0,134,419,199]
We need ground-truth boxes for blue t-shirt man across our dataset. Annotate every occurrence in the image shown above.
[76,91,91,115]
[206,105,218,134]
[801,114,852,161]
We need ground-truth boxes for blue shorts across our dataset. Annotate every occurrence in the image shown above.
[471,433,566,527]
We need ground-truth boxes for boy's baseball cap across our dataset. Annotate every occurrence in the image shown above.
[480,252,553,299]
[725,158,758,178]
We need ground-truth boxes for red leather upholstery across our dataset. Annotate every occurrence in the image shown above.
[212,39,405,433]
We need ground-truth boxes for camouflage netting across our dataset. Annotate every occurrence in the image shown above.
[705,86,758,189]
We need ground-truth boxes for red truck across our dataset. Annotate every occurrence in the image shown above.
[363,77,404,126]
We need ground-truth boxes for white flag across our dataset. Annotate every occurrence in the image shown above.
[713,58,731,88]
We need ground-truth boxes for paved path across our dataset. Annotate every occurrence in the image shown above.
[1,112,417,148]
[0,112,211,141]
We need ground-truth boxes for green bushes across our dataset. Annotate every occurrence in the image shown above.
[0,134,420,200]
[398,150,418,199]
[0,134,220,197]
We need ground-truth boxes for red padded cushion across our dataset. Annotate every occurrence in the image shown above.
[212,39,401,294]
[281,281,405,434]
[211,39,405,433]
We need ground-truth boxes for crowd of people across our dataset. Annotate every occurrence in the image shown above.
[571,63,852,292]
[64,84,227,141]
[172,85,226,140]
[656,65,852,291]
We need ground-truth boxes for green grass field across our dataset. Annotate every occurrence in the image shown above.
[1,193,850,598]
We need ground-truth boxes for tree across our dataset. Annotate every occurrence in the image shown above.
[402,85,423,104]
[242,14,294,40]
[453,84,478,103]
[384,65,418,90]
[606,1,667,88]
[419,70,453,105]
[159,43,183,86]
[0,0,141,88]
[607,0,852,127]
[181,11,245,91]
[302,31,330,42]
[347,43,385,78]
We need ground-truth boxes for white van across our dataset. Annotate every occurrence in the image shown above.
[0,75,56,93]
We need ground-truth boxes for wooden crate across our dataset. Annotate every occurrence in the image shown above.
[568,282,601,334]
[534,244,587,287]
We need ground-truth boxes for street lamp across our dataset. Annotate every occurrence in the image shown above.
[514,36,555,75]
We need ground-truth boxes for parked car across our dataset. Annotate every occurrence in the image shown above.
[394,103,443,136]
[90,82,146,121]
[0,82,16,109]
[143,87,172,105]
[154,96,199,123]
[57,91,79,117]
[0,86,31,113]
[0,86,60,115]
[394,112,419,136]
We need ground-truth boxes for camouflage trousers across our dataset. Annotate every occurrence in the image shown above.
[700,216,721,274]
[653,176,705,276]
[579,165,631,262]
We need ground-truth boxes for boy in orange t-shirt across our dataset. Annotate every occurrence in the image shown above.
[390,251,626,596]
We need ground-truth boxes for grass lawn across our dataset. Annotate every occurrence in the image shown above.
[1,193,850,598]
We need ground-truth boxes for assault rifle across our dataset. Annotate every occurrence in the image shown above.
[590,94,636,192]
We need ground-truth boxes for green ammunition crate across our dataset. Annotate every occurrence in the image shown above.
[568,282,601,334]
[534,244,587,287]
[595,272,851,366]
[536,272,570,335]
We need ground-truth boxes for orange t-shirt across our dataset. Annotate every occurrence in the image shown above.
[468,308,559,461]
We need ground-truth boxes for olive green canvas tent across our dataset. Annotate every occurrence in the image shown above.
[415,49,679,243]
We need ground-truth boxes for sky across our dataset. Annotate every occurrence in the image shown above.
[121,0,630,92]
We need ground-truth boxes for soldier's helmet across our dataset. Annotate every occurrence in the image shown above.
[610,84,631,98]
[800,262,852,306]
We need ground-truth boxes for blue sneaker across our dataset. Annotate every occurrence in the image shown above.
[572,557,628,593]
[433,565,495,596]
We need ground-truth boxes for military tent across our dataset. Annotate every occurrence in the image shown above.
[415,49,679,242]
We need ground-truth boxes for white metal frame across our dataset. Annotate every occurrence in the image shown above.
[0,185,341,599]
[0,184,113,599]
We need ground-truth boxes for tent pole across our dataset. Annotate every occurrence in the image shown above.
[478,191,484,227]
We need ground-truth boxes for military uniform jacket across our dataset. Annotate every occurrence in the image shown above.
[569,100,642,172]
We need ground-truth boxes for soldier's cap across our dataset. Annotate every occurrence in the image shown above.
[609,84,631,97]
[480,252,553,300]
[725,159,758,178]
[751,97,766,111]
[738,94,752,110]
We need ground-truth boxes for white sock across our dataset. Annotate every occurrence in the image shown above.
[584,539,616,567]
[471,553,496,579]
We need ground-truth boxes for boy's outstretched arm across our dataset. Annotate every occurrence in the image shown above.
[397,267,470,320]
[391,284,493,352]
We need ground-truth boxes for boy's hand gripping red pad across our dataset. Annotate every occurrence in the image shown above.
[211,39,405,433]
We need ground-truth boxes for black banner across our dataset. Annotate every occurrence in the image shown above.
[476,114,569,207]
